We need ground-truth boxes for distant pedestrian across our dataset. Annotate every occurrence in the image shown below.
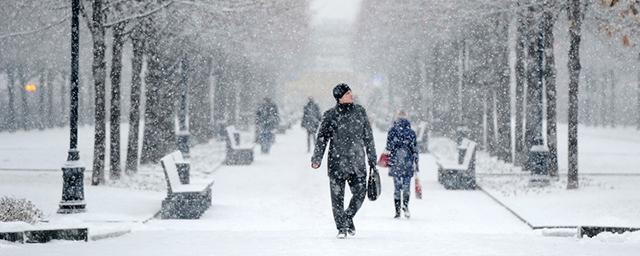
[301,97,321,153]
[256,97,280,154]
[385,110,419,219]
[311,83,378,239]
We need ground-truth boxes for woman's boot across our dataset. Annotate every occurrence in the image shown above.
[402,196,410,219]
[394,199,401,219]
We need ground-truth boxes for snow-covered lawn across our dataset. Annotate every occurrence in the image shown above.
[471,123,640,175]
[444,123,640,229]
[555,124,640,174]
[0,125,123,171]
[1,126,640,255]
[479,174,640,228]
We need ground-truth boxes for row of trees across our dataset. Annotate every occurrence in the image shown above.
[0,0,311,185]
[354,0,639,189]
[0,1,79,132]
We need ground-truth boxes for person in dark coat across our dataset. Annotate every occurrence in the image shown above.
[301,97,321,152]
[311,83,377,239]
[385,111,419,219]
[255,97,280,153]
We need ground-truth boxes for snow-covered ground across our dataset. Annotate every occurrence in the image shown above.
[472,123,640,175]
[459,124,640,229]
[0,124,127,171]
[1,125,640,255]
[555,124,640,174]
[479,174,640,228]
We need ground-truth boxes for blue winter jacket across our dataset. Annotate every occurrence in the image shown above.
[385,118,419,178]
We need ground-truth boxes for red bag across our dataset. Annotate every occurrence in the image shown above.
[377,152,390,167]
[415,177,423,199]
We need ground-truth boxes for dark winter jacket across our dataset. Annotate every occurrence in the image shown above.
[301,100,321,132]
[256,100,280,132]
[385,118,418,178]
[312,103,377,179]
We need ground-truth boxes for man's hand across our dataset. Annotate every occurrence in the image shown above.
[311,162,320,169]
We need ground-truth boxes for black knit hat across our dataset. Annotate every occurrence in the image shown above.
[332,83,350,102]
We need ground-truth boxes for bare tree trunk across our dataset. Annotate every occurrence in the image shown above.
[212,61,226,139]
[189,56,214,143]
[46,70,55,128]
[59,72,68,127]
[567,0,582,190]
[462,35,483,143]
[90,0,107,185]
[6,67,17,132]
[433,44,445,133]
[85,75,95,125]
[514,7,527,166]
[599,73,605,126]
[609,70,616,128]
[18,66,29,130]
[125,24,145,174]
[78,75,87,125]
[109,22,125,180]
[37,71,46,130]
[488,89,498,156]
[141,23,176,164]
[524,6,540,165]
[496,13,512,162]
[455,40,464,131]
[584,71,593,126]
[224,66,238,126]
[593,73,601,127]
[543,4,559,177]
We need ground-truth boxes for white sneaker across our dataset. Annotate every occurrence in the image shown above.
[336,230,347,239]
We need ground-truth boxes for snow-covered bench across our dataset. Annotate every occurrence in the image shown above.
[224,125,254,165]
[436,138,477,190]
[160,151,213,219]
[415,121,429,153]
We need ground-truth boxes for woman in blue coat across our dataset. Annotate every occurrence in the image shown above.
[385,111,419,219]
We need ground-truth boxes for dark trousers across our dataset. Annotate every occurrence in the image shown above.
[258,131,274,153]
[330,173,366,231]
[393,175,411,200]
[306,130,315,152]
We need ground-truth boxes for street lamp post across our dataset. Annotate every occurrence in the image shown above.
[58,0,86,213]
[527,21,550,186]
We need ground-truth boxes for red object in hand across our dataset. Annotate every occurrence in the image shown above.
[415,177,423,199]
[377,152,390,167]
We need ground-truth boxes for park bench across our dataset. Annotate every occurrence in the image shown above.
[436,138,477,190]
[415,121,429,153]
[224,125,254,165]
[160,151,213,219]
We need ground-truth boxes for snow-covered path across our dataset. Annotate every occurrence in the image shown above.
[3,127,640,255]
[158,128,530,235]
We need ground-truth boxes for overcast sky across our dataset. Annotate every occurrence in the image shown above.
[310,0,362,24]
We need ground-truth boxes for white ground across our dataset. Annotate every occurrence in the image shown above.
[1,125,640,255]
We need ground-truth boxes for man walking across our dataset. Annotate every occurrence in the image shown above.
[256,97,280,154]
[311,83,377,239]
[301,97,321,152]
